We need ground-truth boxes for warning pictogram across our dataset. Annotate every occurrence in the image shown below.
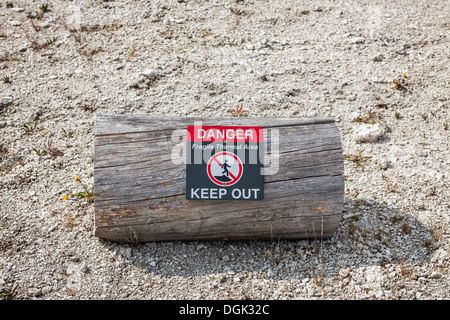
[207,152,243,187]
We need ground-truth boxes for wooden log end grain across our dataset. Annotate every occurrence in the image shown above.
[94,114,345,242]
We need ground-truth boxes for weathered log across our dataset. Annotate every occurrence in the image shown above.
[94,114,344,242]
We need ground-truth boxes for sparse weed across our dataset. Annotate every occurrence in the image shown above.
[374,102,389,109]
[390,212,403,224]
[354,110,382,124]
[30,36,58,51]
[45,37,58,47]
[423,238,433,248]
[79,47,104,60]
[266,237,284,265]
[348,223,357,235]
[30,19,41,32]
[62,128,74,138]
[6,2,14,8]
[392,74,408,91]
[0,285,19,300]
[401,222,411,234]
[427,186,438,197]
[112,218,152,247]
[31,145,63,158]
[72,32,82,43]
[230,7,245,15]
[32,146,44,156]
[228,104,249,117]
[22,122,44,135]
[395,112,402,120]
[382,174,397,193]
[343,150,372,168]
[65,214,76,228]
[127,44,138,61]
[373,226,385,242]
[124,227,141,247]
[0,144,7,155]
[399,259,413,277]
[2,75,11,83]
[72,184,94,204]
[47,146,63,159]
[39,3,50,13]
[81,101,97,112]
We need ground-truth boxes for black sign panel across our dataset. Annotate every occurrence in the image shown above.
[186,126,264,201]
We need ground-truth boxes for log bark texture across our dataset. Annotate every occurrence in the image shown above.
[94,114,344,242]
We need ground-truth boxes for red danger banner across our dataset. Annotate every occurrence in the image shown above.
[187,126,264,142]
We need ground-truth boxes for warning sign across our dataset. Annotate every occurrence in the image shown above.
[186,125,264,201]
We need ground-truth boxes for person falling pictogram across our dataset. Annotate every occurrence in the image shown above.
[221,160,231,177]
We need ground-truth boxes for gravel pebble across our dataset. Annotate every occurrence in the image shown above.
[354,124,384,143]
[431,272,443,280]
[350,37,365,44]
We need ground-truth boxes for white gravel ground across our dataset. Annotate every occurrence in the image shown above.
[0,0,448,300]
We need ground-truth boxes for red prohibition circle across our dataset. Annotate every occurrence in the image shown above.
[207,152,243,187]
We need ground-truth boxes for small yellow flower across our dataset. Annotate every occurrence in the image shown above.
[63,195,68,200]
[403,73,407,78]
[74,176,80,182]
